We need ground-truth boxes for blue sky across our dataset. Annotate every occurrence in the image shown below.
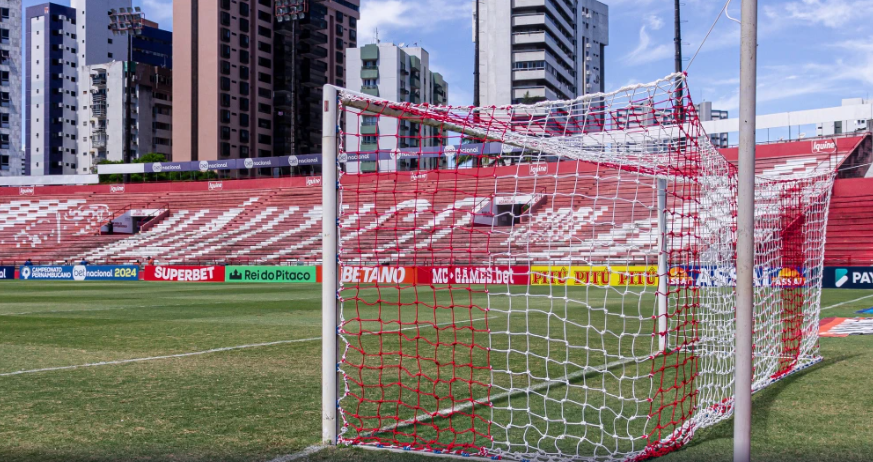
[23,0,873,120]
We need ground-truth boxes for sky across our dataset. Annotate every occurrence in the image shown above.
[22,0,873,123]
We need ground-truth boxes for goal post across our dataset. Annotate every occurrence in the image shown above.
[320,75,835,460]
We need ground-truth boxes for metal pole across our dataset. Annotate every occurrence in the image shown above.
[123,35,133,183]
[735,0,758,461]
[473,0,480,107]
[657,179,668,352]
[658,0,683,352]
[321,85,339,445]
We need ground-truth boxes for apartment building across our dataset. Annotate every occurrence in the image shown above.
[345,43,449,173]
[475,0,608,105]
[173,0,275,165]
[26,3,79,175]
[273,0,360,161]
[0,0,20,176]
[77,61,172,167]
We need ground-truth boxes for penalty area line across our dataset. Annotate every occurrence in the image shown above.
[266,444,328,462]
[821,293,873,311]
[0,318,483,377]
[0,337,320,377]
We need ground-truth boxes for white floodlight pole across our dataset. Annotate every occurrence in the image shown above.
[321,85,339,445]
[734,0,757,461]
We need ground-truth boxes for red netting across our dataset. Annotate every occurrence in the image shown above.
[328,74,834,461]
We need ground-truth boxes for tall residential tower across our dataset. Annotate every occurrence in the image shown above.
[173,0,275,164]
[0,0,21,176]
[475,0,608,105]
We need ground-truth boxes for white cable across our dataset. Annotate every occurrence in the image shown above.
[725,0,741,24]
[685,0,737,72]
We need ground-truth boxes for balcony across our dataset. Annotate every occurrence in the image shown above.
[299,29,328,45]
[92,131,108,149]
[361,85,379,97]
[360,68,379,80]
[299,44,327,59]
[91,74,107,87]
[91,104,107,119]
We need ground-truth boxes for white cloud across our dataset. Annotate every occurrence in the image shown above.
[357,0,471,46]
[622,25,672,66]
[646,15,664,31]
[764,0,873,28]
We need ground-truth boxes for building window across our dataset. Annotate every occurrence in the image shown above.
[240,66,250,80]
[258,134,272,145]
[258,118,271,129]
[221,77,231,91]
[221,44,231,59]
[240,98,250,111]
[257,26,271,38]
[220,93,231,107]
[221,142,231,157]
[221,126,231,140]
[240,129,250,143]
[336,65,344,78]
[258,41,272,53]
[221,61,231,75]
[240,34,250,48]
[240,18,250,33]
[240,50,250,63]
[258,57,271,68]
[221,28,231,42]
[220,11,231,26]
[335,24,344,36]
[240,81,250,95]
[240,113,250,126]
[258,73,271,84]
[221,110,231,124]
[240,2,250,17]
[257,103,271,114]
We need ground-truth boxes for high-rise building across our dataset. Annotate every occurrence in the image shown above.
[0,0,21,176]
[173,0,275,166]
[696,101,729,148]
[26,0,132,176]
[344,43,449,173]
[26,3,79,176]
[77,61,172,166]
[273,0,360,161]
[474,0,608,106]
[133,23,173,69]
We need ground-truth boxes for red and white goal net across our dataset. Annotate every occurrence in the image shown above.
[322,74,834,461]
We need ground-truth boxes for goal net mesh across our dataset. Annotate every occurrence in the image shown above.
[329,74,834,461]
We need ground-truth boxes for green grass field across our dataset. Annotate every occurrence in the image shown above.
[0,282,871,462]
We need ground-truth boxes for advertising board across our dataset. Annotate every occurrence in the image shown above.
[823,267,873,289]
[0,266,15,280]
[18,265,139,281]
[529,266,660,287]
[416,266,529,285]
[226,266,316,283]
[144,266,225,282]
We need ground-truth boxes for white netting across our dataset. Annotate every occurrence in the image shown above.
[329,74,834,461]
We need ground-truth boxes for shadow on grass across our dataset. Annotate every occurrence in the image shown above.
[676,353,859,453]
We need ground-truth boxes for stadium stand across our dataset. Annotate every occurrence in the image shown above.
[0,134,870,267]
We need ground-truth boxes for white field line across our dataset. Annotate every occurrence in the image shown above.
[377,355,636,433]
[821,293,873,311]
[266,444,327,462]
[0,338,322,377]
[0,317,485,377]
[0,297,321,317]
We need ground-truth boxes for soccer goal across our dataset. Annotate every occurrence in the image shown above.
[320,74,835,461]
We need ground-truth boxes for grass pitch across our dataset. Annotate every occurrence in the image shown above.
[0,282,871,462]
